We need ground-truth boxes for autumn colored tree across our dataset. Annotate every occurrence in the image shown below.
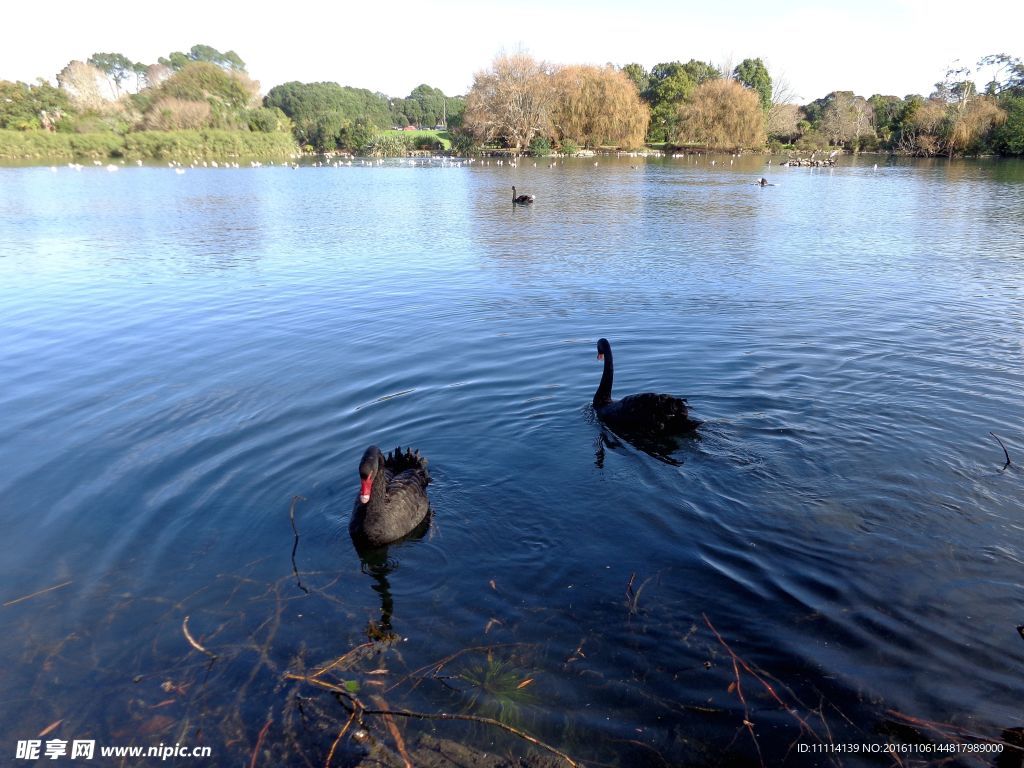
[675,79,766,150]
[462,52,554,151]
[551,65,648,149]
[933,67,1006,157]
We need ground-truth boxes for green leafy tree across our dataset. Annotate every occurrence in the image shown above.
[978,54,1023,156]
[159,45,246,73]
[991,94,1024,154]
[733,58,772,111]
[867,94,903,146]
[247,106,290,133]
[340,117,377,152]
[643,62,696,142]
[979,53,1024,95]
[681,59,720,86]
[0,80,70,130]
[264,81,392,146]
[620,63,649,95]
[390,84,464,128]
[87,52,142,97]
[147,62,259,130]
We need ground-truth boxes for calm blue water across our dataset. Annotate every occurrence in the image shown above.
[1,155,1023,766]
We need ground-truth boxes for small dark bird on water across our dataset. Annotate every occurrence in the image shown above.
[512,185,535,205]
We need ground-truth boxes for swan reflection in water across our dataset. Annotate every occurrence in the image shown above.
[593,424,692,467]
[352,516,432,638]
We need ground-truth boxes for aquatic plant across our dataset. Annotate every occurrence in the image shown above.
[456,651,538,725]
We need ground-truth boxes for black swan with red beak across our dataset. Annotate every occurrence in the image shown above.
[593,338,699,436]
[350,446,431,547]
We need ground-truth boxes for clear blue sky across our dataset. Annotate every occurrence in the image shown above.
[5,0,1021,101]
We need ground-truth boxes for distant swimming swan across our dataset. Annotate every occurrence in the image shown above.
[512,186,535,204]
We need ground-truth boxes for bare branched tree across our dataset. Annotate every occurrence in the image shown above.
[56,61,110,112]
[463,52,554,151]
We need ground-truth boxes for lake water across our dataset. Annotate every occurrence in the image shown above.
[1,154,1023,767]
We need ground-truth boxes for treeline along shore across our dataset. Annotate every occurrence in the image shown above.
[1,44,1022,164]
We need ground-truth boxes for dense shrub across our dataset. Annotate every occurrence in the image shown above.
[142,98,212,131]
[528,135,551,156]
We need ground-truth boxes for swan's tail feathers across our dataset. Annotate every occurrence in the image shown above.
[384,446,431,485]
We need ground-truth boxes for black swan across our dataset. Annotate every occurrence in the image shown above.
[512,186,535,205]
[593,338,699,436]
[350,445,431,547]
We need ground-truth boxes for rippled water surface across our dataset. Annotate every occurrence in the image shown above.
[2,156,1023,766]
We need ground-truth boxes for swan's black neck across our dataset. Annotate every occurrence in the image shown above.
[594,349,614,407]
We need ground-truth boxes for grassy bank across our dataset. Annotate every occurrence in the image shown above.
[0,129,298,163]
[381,129,452,150]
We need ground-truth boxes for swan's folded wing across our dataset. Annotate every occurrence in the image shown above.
[615,393,694,434]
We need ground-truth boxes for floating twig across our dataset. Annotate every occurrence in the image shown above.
[182,616,218,660]
[38,720,63,738]
[3,579,73,607]
[991,432,1012,470]
[289,495,309,594]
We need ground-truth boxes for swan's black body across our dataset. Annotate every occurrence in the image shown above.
[512,185,535,205]
[350,445,430,547]
[593,338,699,436]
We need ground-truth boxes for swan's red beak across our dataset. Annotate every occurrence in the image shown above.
[359,475,373,504]
[597,353,604,361]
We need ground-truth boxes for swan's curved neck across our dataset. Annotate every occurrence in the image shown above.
[366,465,387,511]
[594,349,613,407]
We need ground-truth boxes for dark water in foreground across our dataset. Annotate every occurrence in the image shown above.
[1,155,1023,767]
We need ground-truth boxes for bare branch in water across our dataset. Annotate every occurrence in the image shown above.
[286,672,581,767]
[356,704,582,768]
[249,717,271,768]
[182,616,218,660]
[991,432,1012,470]
[289,495,309,594]
[3,579,73,607]
[325,710,358,768]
